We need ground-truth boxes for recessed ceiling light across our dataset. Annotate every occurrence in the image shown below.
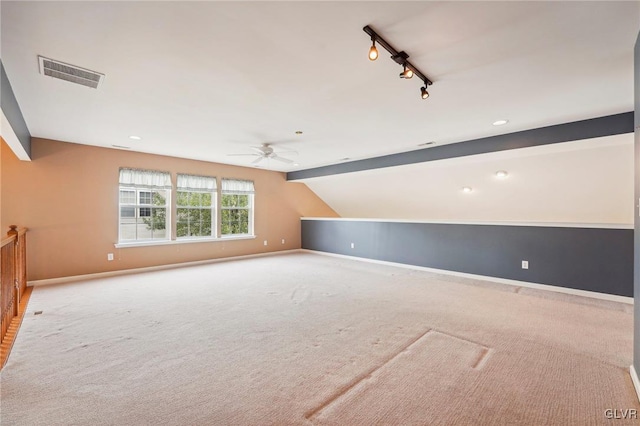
[112,145,130,149]
[418,141,435,147]
[339,157,350,161]
[295,131,303,135]
[462,186,473,193]
[128,135,142,140]
[293,163,300,166]
[495,170,508,178]
[492,120,508,126]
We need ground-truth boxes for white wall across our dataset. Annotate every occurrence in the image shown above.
[302,134,634,225]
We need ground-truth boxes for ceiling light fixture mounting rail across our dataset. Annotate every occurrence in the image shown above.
[363,25,433,99]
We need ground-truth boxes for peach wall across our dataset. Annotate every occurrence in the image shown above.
[1,138,338,281]
[0,137,3,232]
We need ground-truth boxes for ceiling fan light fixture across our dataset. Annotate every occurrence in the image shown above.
[228,143,296,166]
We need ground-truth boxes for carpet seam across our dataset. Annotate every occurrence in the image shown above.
[304,328,433,421]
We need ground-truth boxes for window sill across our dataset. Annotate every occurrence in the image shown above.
[115,235,256,249]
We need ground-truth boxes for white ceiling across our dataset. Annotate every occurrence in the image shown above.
[1,1,638,172]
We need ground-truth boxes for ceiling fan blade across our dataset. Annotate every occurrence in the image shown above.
[227,153,260,157]
[250,146,266,154]
[251,156,264,164]
[271,155,294,164]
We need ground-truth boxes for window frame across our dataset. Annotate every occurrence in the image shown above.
[176,189,217,239]
[118,186,171,243]
[117,172,257,246]
[220,191,254,237]
[118,167,173,245]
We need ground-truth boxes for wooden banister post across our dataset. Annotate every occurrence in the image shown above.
[7,226,19,315]
[8,226,18,248]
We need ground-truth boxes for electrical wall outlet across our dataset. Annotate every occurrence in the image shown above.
[521,260,529,269]
[281,239,285,244]
[350,242,355,249]
[263,240,268,246]
[107,253,114,261]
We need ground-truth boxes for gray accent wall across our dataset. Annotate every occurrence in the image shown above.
[0,60,31,157]
[288,112,633,181]
[302,219,633,297]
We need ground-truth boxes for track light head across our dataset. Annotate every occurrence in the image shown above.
[368,39,378,61]
[420,86,429,99]
[399,64,413,79]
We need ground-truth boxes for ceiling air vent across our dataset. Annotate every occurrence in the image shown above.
[38,56,105,89]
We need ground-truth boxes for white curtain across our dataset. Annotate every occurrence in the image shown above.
[177,174,217,191]
[119,168,172,189]
[221,179,255,194]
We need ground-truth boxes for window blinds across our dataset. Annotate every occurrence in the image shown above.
[177,174,217,191]
[221,179,255,194]
[119,168,172,189]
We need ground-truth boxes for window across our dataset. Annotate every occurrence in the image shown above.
[139,191,152,205]
[116,171,255,245]
[221,179,254,236]
[176,174,217,239]
[119,168,172,242]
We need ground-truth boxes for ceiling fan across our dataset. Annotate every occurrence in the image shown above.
[227,143,296,165]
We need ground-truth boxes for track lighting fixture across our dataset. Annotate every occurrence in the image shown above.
[399,64,413,79]
[368,39,378,61]
[363,25,433,100]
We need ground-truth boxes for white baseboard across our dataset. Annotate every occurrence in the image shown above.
[631,365,640,403]
[302,249,633,305]
[28,249,302,287]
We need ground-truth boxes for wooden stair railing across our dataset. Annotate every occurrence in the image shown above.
[1,226,28,347]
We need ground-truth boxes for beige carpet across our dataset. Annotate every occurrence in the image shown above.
[0,251,637,425]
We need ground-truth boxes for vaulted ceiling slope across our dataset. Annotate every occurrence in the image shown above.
[301,134,634,225]
[1,2,638,172]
